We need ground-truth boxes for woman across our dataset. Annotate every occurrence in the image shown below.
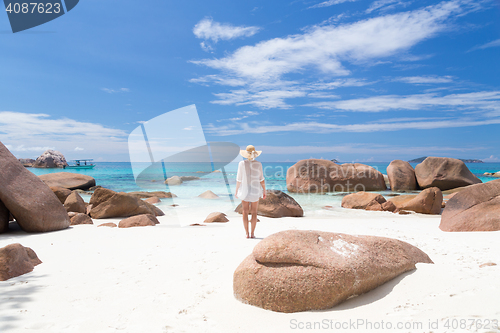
[235,145,266,238]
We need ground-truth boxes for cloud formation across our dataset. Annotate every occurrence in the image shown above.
[469,38,500,52]
[192,0,473,108]
[101,88,130,94]
[392,75,454,84]
[0,111,128,159]
[305,91,500,113]
[309,0,358,9]
[193,18,260,52]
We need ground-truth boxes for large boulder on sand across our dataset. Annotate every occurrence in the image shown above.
[50,186,72,204]
[64,191,86,213]
[0,243,42,281]
[70,213,93,225]
[387,160,417,191]
[204,212,229,223]
[0,142,70,232]
[235,190,303,218]
[414,157,481,191]
[388,187,442,215]
[286,159,386,193]
[0,200,9,233]
[440,180,500,231]
[198,190,219,199]
[165,176,183,185]
[341,192,386,209]
[39,172,96,190]
[342,192,397,212]
[89,188,164,219]
[144,196,160,204]
[233,230,433,312]
[118,214,159,228]
[32,149,68,168]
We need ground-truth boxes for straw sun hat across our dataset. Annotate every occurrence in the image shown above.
[240,145,262,160]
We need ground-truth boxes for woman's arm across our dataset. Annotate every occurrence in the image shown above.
[259,162,266,199]
[235,181,241,198]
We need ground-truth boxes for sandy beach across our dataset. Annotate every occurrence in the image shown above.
[1,201,499,333]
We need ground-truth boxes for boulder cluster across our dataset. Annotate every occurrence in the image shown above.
[235,190,303,218]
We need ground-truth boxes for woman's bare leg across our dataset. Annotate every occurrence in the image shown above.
[250,201,258,238]
[242,201,250,238]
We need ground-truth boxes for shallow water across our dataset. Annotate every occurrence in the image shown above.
[29,161,500,215]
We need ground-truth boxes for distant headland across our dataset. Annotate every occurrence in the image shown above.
[408,156,484,163]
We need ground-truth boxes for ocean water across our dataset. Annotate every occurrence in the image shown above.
[28,161,500,215]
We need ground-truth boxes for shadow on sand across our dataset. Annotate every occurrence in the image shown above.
[311,270,416,312]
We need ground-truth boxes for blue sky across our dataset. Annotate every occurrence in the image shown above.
[0,0,499,162]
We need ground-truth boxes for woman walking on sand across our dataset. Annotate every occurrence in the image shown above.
[235,145,266,238]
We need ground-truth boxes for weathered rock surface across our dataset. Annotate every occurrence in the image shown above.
[18,158,35,167]
[0,243,42,281]
[98,222,117,228]
[387,160,418,191]
[64,191,86,214]
[89,188,164,219]
[233,230,433,312]
[381,201,397,212]
[39,172,96,190]
[341,192,386,210]
[204,212,229,223]
[50,186,72,204]
[388,187,442,215]
[128,191,176,199]
[0,142,70,232]
[287,159,386,193]
[198,190,219,199]
[32,149,68,168]
[0,200,9,233]
[70,213,93,225]
[235,190,303,218]
[440,180,500,231]
[144,197,160,204]
[165,176,183,185]
[118,214,159,228]
[415,157,481,191]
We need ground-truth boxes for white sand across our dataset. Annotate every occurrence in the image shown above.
[1,204,499,333]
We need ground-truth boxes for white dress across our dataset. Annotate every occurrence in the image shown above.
[236,160,264,202]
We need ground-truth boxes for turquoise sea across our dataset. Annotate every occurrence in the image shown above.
[27,161,500,192]
[28,161,500,216]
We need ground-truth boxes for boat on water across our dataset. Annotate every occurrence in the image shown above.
[64,159,95,169]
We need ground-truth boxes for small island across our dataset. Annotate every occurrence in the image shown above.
[408,156,483,163]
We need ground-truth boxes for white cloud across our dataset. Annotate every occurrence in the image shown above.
[212,88,307,109]
[101,88,130,94]
[392,75,454,84]
[74,147,84,151]
[200,41,214,53]
[0,111,128,159]
[483,155,500,162]
[366,0,410,14]
[469,38,500,52]
[189,75,246,87]
[193,18,260,43]
[7,145,55,152]
[257,144,482,155]
[305,91,500,113]
[309,0,358,9]
[192,0,473,108]
[204,116,500,136]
